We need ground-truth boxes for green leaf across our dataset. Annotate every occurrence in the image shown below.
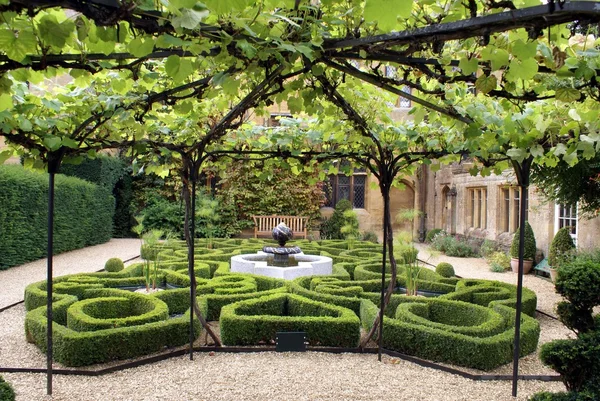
[0,150,13,164]
[18,118,32,131]
[458,57,478,75]
[506,58,538,81]
[164,55,193,83]
[172,9,209,29]
[38,15,74,48]
[0,93,12,111]
[127,37,155,58]
[0,29,37,62]
[511,40,537,60]
[364,0,412,31]
[506,148,526,162]
[475,74,497,94]
[555,88,581,102]
[43,136,62,150]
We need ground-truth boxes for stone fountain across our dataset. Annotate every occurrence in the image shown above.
[230,222,332,280]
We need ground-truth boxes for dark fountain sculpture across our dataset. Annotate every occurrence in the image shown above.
[262,222,301,267]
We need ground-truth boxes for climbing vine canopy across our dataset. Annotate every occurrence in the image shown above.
[0,0,599,172]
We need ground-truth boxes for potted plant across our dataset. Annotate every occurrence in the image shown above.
[509,221,537,274]
[548,227,575,282]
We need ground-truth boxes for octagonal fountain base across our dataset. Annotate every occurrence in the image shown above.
[230,252,333,280]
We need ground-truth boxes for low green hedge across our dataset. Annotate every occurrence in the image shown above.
[199,287,288,321]
[0,165,115,270]
[220,293,360,347]
[0,376,15,401]
[25,288,201,366]
[354,262,456,293]
[66,291,169,332]
[360,297,540,370]
[441,279,537,317]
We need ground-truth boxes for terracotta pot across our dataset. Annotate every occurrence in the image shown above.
[549,267,559,283]
[510,258,534,274]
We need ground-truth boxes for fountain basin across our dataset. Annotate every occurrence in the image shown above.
[231,252,333,280]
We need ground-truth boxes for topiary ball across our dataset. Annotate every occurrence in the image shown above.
[435,262,455,278]
[104,258,124,272]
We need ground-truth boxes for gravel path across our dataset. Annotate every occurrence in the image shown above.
[0,239,141,309]
[0,241,569,400]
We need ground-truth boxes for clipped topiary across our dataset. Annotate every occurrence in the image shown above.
[425,228,443,243]
[0,376,15,401]
[104,258,124,272]
[510,221,537,260]
[535,259,600,399]
[435,262,455,278]
[549,227,575,267]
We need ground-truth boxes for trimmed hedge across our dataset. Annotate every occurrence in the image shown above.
[66,292,169,331]
[220,293,360,347]
[0,376,15,401]
[442,279,537,317]
[25,288,201,366]
[0,165,114,270]
[361,297,540,370]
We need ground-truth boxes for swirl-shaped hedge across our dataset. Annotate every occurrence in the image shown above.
[23,238,540,370]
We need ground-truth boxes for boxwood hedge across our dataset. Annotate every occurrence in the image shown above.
[220,293,360,347]
[0,165,115,270]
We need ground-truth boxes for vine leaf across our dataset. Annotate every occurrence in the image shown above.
[0,30,37,62]
[172,9,209,30]
[555,88,581,103]
[364,0,412,31]
[475,74,497,94]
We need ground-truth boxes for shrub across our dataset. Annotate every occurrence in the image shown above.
[431,232,455,253]
[445,240,476,257]
[0,376,15,401]
[549,227,576,267]
[104,258,125,272]
[320,199,358,240]
[509,221,536,260]
[425,228,443,243]
[0,165,114,270]
[538,259,600,398]
[220,293,360,347]
[488,252,511,272]
[361,297,540,371]
[480,239,498,258]
[435,262,455,278]
[361,231,379,243]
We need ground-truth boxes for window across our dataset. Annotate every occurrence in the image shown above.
[324,172,366,209]
[384,65,397,78]
[555,204,578,245]
[399,85,411,108]
[267,113,291,127]
[500,187,528,233]
[468,188,487,229]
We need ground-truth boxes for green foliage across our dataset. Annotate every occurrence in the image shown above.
[432,233,476,257]
[0,376,15,401]
[60,154,125,191]
[549,227,576,267]
[320,199,358,240]
[0,165,114,270]
[217,163,325,230]
[425,228,443,243]
[112,171,136,238]
[361,297,540,371]
[488,251,511,272]
[137,195,184,238]
[510,221,537,260]
[539,258,600,398]
[480,239,499,258]
[220,293,360,347]
[360,231,379,243]
[554,261,600,334]
[104,257,124,272]
[435,262,455,278]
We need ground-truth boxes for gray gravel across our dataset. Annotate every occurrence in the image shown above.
[0,241,569,400]
[0,238,141,309]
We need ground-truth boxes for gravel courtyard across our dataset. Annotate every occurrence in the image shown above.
[0,240,569,400]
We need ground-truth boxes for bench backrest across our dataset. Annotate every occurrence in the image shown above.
[252,215,308,238]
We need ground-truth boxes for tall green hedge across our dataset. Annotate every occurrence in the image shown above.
[0,165,114,269]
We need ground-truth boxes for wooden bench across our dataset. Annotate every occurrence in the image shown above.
[252,215,308,239]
